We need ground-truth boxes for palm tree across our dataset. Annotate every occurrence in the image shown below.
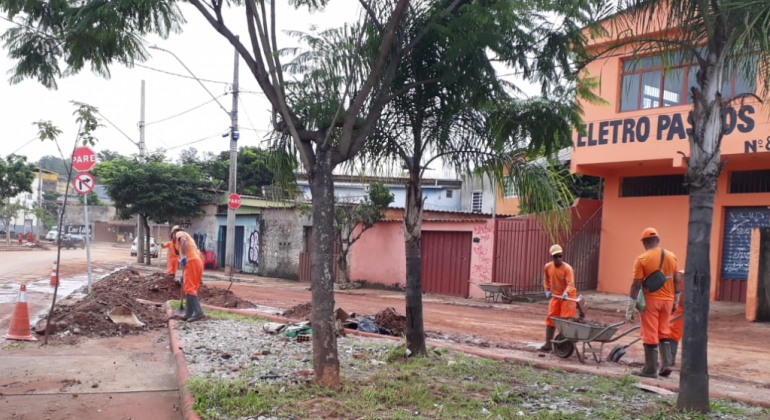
[597,0,770,412]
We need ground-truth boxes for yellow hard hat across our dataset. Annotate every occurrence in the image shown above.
[171,225,183,234]
[549,244,563,256]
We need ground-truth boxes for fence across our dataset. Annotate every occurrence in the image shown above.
[493,201,602,295]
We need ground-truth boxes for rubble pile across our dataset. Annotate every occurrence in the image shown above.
[282,302,312,321]
[374,307,406,336]
[36,269,255,339]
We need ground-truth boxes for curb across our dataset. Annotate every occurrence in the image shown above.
[198,305,770,410]
[165,303,202,420]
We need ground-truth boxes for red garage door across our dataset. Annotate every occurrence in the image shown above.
[421,231,472,297]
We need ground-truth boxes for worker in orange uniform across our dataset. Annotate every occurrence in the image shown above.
[625,228,680,378]
[160,233,180,276]
[171,225,205,322]
[538,244,577,352]
[668,269,685,366]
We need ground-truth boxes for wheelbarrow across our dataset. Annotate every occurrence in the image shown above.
[470,282,515,303]
[606,313,683,363]
[549,317,639,363]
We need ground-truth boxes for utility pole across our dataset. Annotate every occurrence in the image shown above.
[36,166,42,241]
[224,41,239,277]
[136,80,147,264]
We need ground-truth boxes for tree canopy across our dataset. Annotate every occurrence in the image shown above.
[0,154,36,202]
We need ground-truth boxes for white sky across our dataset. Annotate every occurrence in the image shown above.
[1,2,538,179]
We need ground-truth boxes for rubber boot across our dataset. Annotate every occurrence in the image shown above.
[186,295,205,322]
[538,326,556,351]
[671,341,679,367]
[182,294,194,320]
[633,344,658,378]
[659,340,674,377]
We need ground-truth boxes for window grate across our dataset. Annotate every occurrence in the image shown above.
[729,170,770,194]
[471,191,483,212]
[620,175,688,197]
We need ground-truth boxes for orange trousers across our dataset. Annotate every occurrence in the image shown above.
[545,293,577,327]
[182,258,203,296]
[640,297,674,345]
[166,255,179,275]
[669,299,684,342]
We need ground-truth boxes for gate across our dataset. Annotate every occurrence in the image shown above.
[493,204,602,295]
[421,231,472,297]
[217,226,244,270]
[720,207,770,302]
[298,227,341,282]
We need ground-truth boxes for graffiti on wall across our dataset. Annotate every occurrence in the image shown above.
[471,224,493,281]
[248,230,260,266]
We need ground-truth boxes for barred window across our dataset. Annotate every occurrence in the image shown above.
[730,170,770,194]
[620,175,688,197]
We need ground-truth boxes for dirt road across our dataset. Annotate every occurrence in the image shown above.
[0,245,182,420]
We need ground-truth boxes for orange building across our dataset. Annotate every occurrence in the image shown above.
[571,16,769,303]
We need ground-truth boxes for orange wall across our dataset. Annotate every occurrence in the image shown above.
[597,159,770,300]
[495,195,520,216]
[349,220,495,299]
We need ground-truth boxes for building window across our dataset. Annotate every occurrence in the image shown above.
[503,179,516,198]
[471,191,483,212]
[620,175,688,197]
[446,190,453,198]
[620,52,756,112]
[729,170,770,194]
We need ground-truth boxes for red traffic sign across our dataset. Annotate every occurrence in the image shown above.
[72,146,97,172]
[227,193,242,210]
[73,172,95,195]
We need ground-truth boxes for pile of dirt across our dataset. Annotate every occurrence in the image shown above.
[36,269,255,339]
[374,307,406,336]
[283,302,312,321]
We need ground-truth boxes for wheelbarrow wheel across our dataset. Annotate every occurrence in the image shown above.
[553,334,575,358]
[608,345,626,363]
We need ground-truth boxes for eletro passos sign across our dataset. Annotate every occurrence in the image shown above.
[575,104,759,150]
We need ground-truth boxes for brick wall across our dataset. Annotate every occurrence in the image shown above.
[260,207,310,280]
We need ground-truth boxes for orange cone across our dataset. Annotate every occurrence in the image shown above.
[50,261,58,286]
[5,284,37,341]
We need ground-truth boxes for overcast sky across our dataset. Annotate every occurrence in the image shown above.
[1,2,538,180]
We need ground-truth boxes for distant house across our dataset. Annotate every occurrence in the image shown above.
[2,167,59,234]
[294,173,463,211]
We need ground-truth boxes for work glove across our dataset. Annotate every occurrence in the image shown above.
[178,276,184,284]
[181,256,187,266]
[544,290,552,299]
[673,292,681,315]
[561,291,570,300]
[625,297,637,322]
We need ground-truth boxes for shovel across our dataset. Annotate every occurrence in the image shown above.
[608,313,683,363]
[552,294,588,319]
[174,266,186,317]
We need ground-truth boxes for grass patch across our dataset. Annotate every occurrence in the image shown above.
[170,300,268,324]
[186,344,766,420]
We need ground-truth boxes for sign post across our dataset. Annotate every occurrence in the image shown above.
[72,167,96,294]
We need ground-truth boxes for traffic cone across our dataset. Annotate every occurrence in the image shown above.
[50,261,58,286]
[5,284,37,341]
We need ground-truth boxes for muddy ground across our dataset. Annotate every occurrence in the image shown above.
[36,268,255,339]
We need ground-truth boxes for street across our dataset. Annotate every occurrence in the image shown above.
[0,244,182,420]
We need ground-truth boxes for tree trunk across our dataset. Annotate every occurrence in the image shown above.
[677,51,725,413]
[337,249,350,284]
[143,215,152,266]
[308,149,340,388]
[404,176,427,356]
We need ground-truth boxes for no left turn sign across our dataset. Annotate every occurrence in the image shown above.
[73,172,96,195]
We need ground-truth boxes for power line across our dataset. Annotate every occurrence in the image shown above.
[95,111,139,147]
[167,129,229,150]
[146,94,229,126]
[11,137,39,154]
[133,63,264,95]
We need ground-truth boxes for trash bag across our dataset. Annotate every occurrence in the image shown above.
[282,324,312,338]
[636,289,646,312]
[357,316,378,334]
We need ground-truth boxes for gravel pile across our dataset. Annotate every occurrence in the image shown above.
[175,318,390,383]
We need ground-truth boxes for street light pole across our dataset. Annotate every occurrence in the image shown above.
[149,44,238,274]
[136,80,146,264]
[224,40,240,277]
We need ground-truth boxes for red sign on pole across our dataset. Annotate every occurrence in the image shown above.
[72,147,97,172]
[227,193,242,210]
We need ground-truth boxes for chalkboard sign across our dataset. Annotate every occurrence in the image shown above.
[721,207,770,279]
